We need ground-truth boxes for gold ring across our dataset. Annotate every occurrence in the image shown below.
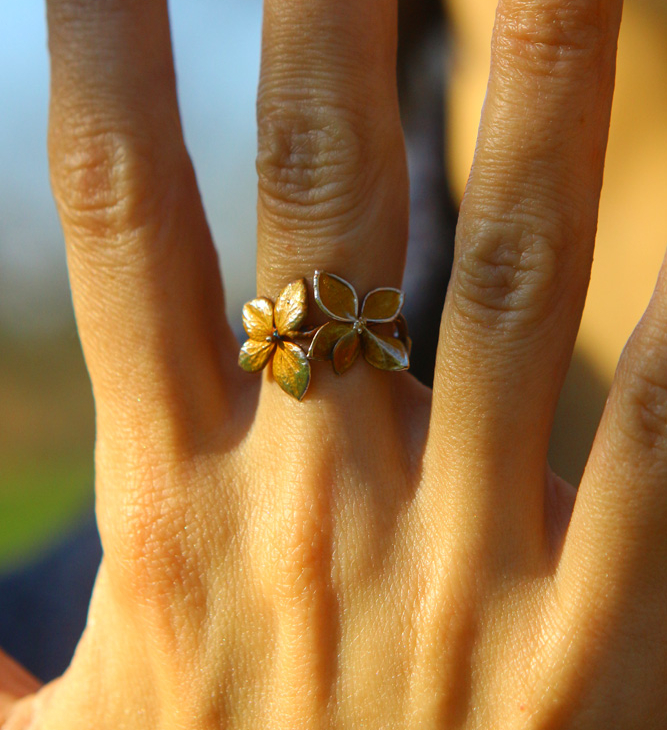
[238,271,411,401]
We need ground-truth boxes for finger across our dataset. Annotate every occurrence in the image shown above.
[423,0,624,553]
[559,259,667,597]
[47,0,239,441]
[0,649,40,698]
[256,0,409,299]
[0,649,40,724]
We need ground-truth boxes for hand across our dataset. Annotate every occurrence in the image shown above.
[4,0,666,727]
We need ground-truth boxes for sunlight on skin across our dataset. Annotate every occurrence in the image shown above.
[446,0,667,386]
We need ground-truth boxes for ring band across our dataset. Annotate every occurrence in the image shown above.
[238,271,411,400]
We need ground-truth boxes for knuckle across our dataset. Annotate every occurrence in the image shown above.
[256,99,388,227]
[617,326,667,452]
[106,459,200,604]
[257,502,331,605]
[49,121,185,239]
[251,460,333,606]
[452,219,562,330]
[496,0,610,77]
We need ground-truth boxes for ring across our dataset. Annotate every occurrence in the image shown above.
[238,271,411,400]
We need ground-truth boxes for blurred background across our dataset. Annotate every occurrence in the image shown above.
[0,0,263,569]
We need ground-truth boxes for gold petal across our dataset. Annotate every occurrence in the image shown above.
[308,321,353,361]
[395,314,413,357]
[361,328,409,371]
[272,341,311,401]
[332,329,361,375]
[274,278,308,336]
[361,288,405,323]
[238,339,274,373]
[313,271,358,322]
[242,297,274,338]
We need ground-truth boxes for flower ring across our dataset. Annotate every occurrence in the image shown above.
[238,272,411,400]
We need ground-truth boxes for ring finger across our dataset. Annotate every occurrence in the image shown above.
[424,0,624,557]
[255,0,408,322]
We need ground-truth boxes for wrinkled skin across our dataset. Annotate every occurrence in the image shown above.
[3,0,667,728]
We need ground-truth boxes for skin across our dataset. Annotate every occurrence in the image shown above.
[448,0,667,481]
[2,0,667,727]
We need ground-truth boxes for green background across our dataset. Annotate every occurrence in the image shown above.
[0,323,94,569]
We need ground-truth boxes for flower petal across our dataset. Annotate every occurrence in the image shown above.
[272,341,311,401]
[308,321,353,361]
[395,313,412,357]
[313,271,358,322]
[361,288,405,323]
[361,328,409,371]
[274,278,308,336]
[238,339,274,373]
[332,329,361,375]
[242,297,274,339]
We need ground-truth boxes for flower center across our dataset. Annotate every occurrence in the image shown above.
[353,318,366,334]
[266,328,281,343]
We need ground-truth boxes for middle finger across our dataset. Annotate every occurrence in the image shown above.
[255,0,408,300]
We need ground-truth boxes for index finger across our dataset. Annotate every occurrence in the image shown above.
[48,0,240,446]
